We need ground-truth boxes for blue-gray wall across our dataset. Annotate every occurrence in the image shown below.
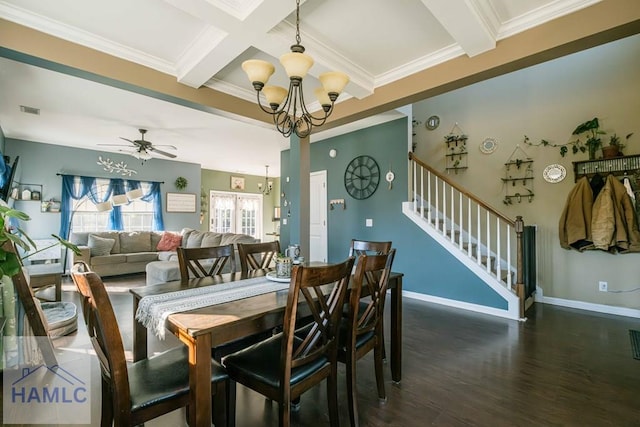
[282,118,506,309]
[5,139,201,239]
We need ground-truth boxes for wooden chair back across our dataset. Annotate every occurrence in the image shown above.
[349,239,392,285]
[283,257,355,382]
[237,241,280,273]
[349,249,396,342]
[70,261,92,326]
[348,239,392,257]
[177,244,235,281]
[4,241,57,366]
[70,268,133,420]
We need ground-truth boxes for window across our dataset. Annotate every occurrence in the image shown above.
[210,191,262,238]
[72,197,154,232]
[71,179,154,232]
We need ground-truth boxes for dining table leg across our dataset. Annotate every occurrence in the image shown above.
[132,298,147,362]
[185,331,212,427]
[390,274,402,383]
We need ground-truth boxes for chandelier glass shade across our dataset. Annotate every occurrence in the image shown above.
[241,0,349,138]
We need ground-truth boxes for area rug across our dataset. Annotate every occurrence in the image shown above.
[629,329,640,360]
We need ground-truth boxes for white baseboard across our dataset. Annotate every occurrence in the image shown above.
[403,290,525,321]
[535,289,640,318]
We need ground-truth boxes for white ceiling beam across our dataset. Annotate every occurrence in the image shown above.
[420,0,497,57]
[167,0,297,88]
[166,0,373,98]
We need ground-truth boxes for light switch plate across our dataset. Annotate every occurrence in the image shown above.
[366,219,373,227]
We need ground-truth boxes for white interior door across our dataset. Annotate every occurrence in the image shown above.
[309,171,327,262]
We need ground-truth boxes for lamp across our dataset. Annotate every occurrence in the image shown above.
[241,0,349,138]
[126,188,144,200]
[258,165,273,195]
[95,201,113,212]
[111,194,129,206]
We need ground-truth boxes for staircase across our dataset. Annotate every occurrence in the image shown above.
[405,152,528,320]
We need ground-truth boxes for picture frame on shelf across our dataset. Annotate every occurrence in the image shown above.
[41,199,61,213]
[31,191,41,200]
[231,176,245,190]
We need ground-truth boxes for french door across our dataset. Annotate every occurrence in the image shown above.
[209,191,262,239]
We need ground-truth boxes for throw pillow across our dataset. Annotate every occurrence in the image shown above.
[88,234,116,257]
[157,232,182,251]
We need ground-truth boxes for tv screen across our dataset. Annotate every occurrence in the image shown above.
[0,156,19,202]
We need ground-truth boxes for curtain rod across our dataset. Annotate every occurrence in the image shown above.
[56,173,165,184]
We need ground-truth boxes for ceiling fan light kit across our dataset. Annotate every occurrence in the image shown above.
[98,129,177,162]
[241,0,349,138]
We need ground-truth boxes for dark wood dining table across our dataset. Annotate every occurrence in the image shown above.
[130,268,403,426]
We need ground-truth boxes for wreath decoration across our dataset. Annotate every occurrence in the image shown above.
[175,176,188,190]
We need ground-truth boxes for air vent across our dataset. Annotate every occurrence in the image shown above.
[19,105,40,115]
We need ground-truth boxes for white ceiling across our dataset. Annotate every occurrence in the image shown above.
[0,0,602,176]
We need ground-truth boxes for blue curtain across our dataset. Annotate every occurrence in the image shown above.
[59,175,164,238]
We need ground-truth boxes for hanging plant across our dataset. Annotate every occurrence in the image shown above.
[175,177,188,190]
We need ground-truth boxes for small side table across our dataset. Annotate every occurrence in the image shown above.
[25,263,63,302]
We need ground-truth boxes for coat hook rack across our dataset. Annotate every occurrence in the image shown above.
[329,199,345,210]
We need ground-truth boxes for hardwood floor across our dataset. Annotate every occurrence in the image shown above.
[24,274,640,426]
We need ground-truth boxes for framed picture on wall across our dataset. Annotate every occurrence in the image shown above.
[166,192,197,213]
[231,176,245,190]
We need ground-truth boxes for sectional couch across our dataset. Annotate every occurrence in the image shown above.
[68,228,258,280]
[145,228,259,285]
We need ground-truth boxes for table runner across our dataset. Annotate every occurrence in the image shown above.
[136,276,290,339]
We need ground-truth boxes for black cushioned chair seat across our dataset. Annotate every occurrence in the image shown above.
[337,322,375,358]
[129,346,227,412]
[224,333,328,389]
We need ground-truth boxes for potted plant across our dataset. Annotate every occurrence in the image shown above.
[0,203,80,277]
[602,133,633,159]
[570,117,606,160]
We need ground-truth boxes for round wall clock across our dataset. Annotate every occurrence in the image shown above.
[344,155,380,200]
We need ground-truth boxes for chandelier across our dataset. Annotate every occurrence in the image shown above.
[241,0,349,138]
[258,165,273,195]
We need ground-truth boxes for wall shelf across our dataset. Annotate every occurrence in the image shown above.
[10,183,43,202]
[572,154,640,181]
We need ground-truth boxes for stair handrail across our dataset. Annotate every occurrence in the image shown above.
[409,152,515,227]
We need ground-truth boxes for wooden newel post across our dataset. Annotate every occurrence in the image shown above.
[514,216,525,317]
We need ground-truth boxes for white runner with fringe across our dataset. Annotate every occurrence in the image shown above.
[136,276,289,339]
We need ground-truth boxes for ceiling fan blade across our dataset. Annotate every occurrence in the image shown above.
[148,146,177,158]
[98,143,130,147]
[119,137,135,143]
[152,144,177,150]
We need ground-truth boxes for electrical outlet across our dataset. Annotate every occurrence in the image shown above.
[599,281,608,292]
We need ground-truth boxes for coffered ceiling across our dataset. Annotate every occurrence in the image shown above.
[1,0,634,175]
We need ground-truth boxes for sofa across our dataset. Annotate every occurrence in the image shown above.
[145,228,259,285]
[68,230,164,277]
[68,228,258,280]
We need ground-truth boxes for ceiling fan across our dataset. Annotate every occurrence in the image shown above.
[98,129,177,160]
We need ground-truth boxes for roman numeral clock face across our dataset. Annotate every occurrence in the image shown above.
[344,155,380,200]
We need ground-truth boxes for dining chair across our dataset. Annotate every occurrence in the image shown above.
[177,244,235,281]
[347,239,393,358]
[348,239,392,258]
[70,264,234,427]
[339,249,395,427]
[223,257,356,427]
[237,241,280,273]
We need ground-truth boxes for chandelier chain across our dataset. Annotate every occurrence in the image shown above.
[295,0,301,45]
